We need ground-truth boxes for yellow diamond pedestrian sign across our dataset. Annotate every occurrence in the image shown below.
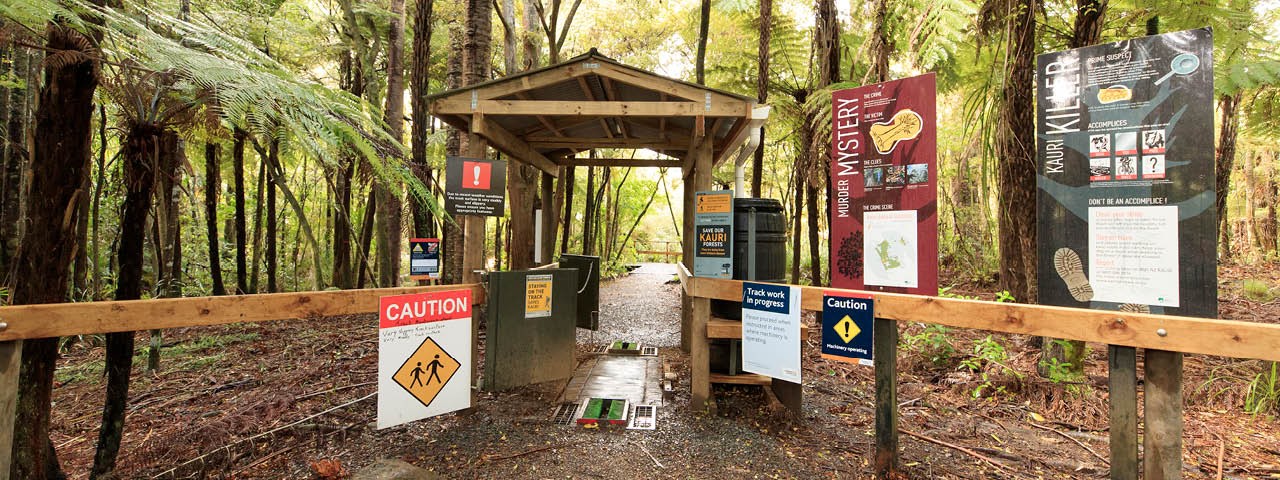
[834,315,860,343]
[392,336,460,408]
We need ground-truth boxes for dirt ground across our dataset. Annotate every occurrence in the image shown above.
[46,262,1280,479]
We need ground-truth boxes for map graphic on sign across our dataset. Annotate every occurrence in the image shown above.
[863,210,918,288]
[392,336,460,408]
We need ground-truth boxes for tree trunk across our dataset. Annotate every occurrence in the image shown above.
[378,0,407,288]
[151,130,184,372]
[560,166,575,253]
[751,0,771,198]
[441,25,465,284]
[815,0,840,86]
[410,0,436,240]
[233,129,249,294]
[91,122,160,479]
[357,189,378,288]
[696,0,711,84]
[0,46,32,277]
[10,19,100,479]
[332,157,355,288]
[582,166,597,255]
[1041,0,1105,376]
[205,142,227,295]
[790,165,804,284]
[806,182,821,285]
[91,104,107,298]
[996,0,1039,304]
[249,157,266,293]
[508,161,538,270]
[1216,92,1242,260]
[867,0,892,83]
[266,140,278,293]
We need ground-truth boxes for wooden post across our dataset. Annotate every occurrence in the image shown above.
[0,340,20,480]
[540,171,555,263]
[463,134,486,398]
[680,161,695,353]
[873,317,898,477]
[1109,345,1139,480]
[689,138,714,413]
[1144,349,1183,479]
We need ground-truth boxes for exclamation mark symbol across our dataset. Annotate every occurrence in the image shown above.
[473,165,481,187]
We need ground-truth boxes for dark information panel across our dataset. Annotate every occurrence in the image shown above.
[445,156,507,217]
[1036,28,1216,318]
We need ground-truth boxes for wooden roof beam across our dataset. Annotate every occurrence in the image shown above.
[600,77,630,139]
[472,115,560,177]
[576,76,615,139]
[432,100,746,117]
[559,157,683,168]
[526,136,688,150]
[515,92,566,138]
[594,61,748,106]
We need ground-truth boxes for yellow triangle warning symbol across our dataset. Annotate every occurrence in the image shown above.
[413,243,424,253]
[392,337,460,408]
[834,315,860,343]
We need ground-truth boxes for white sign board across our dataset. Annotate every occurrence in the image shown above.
[378,289,472,429]
[741,282,802,383]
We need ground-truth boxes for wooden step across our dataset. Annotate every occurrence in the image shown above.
[706,317,811,339]
[709,373,771,385]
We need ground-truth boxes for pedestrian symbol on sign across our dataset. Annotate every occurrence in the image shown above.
[393,337,460,408]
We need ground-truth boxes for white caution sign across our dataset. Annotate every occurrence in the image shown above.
[378,289,472,429]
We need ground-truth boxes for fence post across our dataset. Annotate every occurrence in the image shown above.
[1108,345,1139,480]
[690,296,712,413]
[1144,349,1183,479]
[873,317,898,477]
[0,339,21,480]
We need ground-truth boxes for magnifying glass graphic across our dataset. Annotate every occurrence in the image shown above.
[1154,53,1200,85]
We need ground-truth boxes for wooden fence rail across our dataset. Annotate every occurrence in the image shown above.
[0,284,486,479]
[677,263,1280,479]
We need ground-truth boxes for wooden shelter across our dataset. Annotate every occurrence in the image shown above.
[427,49,769,287]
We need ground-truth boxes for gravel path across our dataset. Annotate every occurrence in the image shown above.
[577,263,683,348]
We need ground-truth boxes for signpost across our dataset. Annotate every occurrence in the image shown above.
[829,73,938,296]
[821,293,874,366]
[1036,28,1216,317]
[740,282,801,383]
[693,190,734,278]
[409,238,440,281]
[445,156,507,217]
[1036,28,1216,477]
[377,289,472,429]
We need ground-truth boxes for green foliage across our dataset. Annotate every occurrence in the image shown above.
[1039,340,1087,394]
[1242,279,1276,302]
[904,324,957,367]
[960,335,1021,399]
[993,290,1015,303]
[1245,362,1280,415]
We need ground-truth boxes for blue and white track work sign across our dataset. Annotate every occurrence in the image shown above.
[821,293,874,366]
[741,282,802,383]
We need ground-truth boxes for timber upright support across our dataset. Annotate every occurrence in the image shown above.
[0,339,20,480]
[1109,345,1139,480]
[873,317,898,477]
[687,137,714,413]
[1144,349,1184,479]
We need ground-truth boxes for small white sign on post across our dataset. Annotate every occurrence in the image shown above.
[741,281,802,383]
[377,289,472,429]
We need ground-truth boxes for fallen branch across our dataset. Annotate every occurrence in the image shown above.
[1027,422,1108,465]
[900,428,1011,473]
[151,392,375,478]
[483,441,581,462]
[635,440,663,469]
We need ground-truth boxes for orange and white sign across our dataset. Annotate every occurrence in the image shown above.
[377,290,472,429]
